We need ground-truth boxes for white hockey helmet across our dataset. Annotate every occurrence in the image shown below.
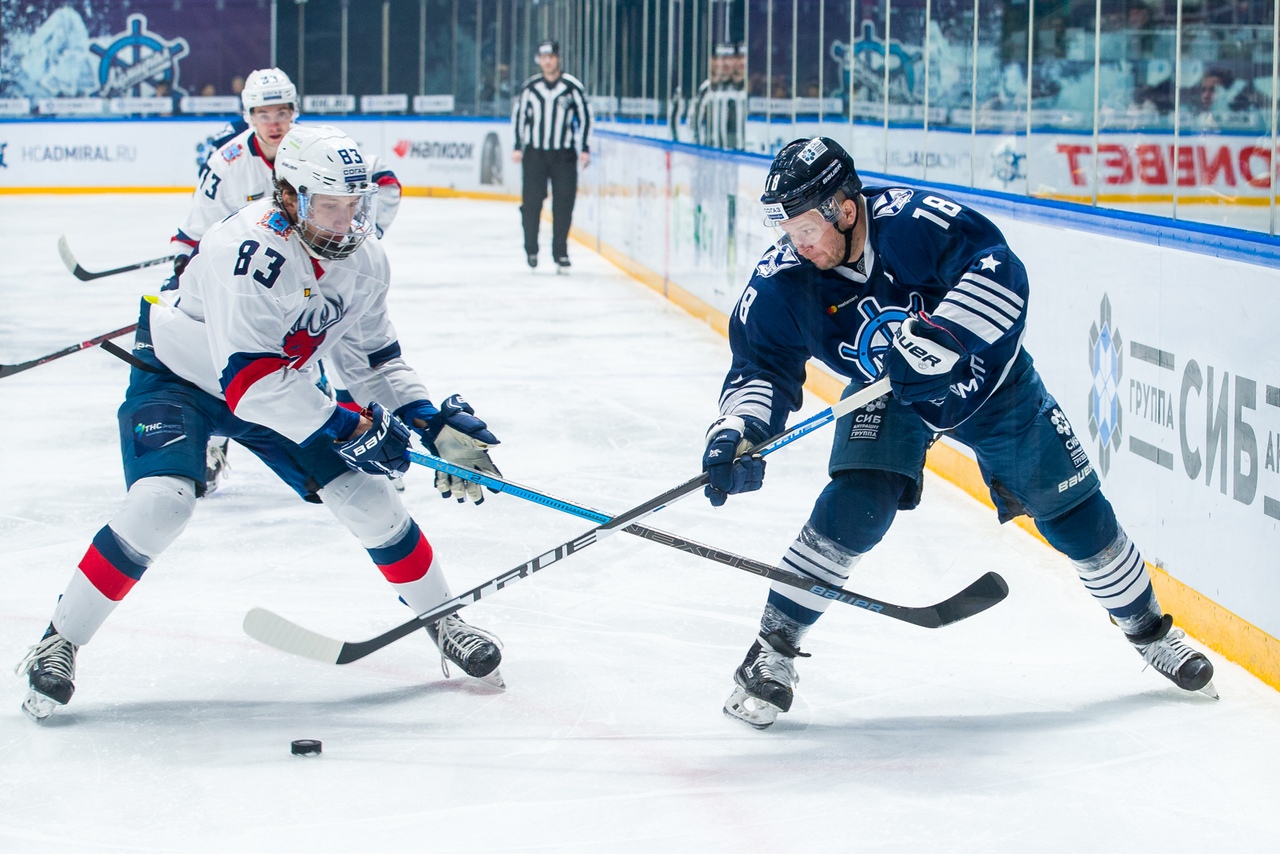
[274,125,378,261]
[241,67,298,121]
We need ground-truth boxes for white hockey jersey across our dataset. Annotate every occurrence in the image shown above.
[151,198,429,446]
[172,128,403,255]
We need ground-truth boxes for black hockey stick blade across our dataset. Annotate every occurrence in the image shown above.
[58,235,179,281]
[927,570,1010,627]
[622,524,1008,628]
[0,323,138,379]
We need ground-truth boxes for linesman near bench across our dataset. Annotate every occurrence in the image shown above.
[512,39,592,272]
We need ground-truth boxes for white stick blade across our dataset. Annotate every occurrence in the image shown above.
[242,607,344,664]
[57,235,81,276]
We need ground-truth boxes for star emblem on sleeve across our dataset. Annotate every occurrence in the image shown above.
[979,254,1001,271]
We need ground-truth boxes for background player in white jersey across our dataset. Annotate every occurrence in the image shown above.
[704,137,1215,729]
[16,127,504,723]
[173,68,403,267]
[173,68,404,491]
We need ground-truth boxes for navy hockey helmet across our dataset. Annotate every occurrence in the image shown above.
[760,137,863,226]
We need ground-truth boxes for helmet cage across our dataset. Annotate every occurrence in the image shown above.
[293,185,377,261]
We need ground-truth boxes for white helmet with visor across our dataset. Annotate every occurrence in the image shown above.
[273,126,378,261]
[241,67,298,123]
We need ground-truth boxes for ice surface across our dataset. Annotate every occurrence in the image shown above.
[2,195,1278,852]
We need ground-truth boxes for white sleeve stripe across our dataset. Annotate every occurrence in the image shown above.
[954,283,1021,323]
[723,402,772,422]
[725,392,772,408]
[960,272,1025,308]
[946,290,1017,329]
[931,302,1006,344]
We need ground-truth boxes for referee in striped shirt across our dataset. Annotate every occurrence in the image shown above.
[512,39,592,271]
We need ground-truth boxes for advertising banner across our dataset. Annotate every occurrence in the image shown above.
[0,118,517,195]
[367,121,516,195]
[1,1,270,101]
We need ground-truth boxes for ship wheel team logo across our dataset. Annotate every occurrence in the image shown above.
[90,14,191,98]
[837,293,925,380]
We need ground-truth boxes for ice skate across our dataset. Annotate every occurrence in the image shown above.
[426,614,505,688]
[15,624,78,723]
[1126,614,1218,698]
[526,252,538,270]
[723,631,809,729]
[204,436,231,494]
[554,255,571,274]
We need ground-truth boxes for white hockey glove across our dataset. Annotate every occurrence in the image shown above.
[400,395,502,504]
[885,314,965,404]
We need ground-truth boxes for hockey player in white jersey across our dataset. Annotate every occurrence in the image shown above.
[17,126,503,722]
[173,68,403,492]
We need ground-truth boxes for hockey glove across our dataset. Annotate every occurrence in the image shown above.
[884,314,965,404]
[702,414,768,507]
[335,401,412,478]
[399,395,501,504]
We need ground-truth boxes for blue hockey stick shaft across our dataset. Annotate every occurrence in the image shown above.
[409,375,891,519]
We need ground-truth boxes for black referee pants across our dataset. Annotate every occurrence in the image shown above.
[520,147,578,258]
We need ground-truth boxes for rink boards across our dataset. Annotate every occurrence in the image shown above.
[1,116,1276,690]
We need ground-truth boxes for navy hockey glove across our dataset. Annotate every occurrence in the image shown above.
[702,414,768,507]
[399,395,501,504]
[885,314,965,404]
[335,401,412,478]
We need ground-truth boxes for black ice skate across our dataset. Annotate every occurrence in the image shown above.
[723,631,810,729]
[1126,614,1218,698]
[204,436,231,495]
[554,255,571,274]
[426,614,505,688]
[15,623,78,722]
[526,252,538,269]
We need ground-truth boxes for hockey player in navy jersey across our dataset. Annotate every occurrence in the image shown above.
[705,137,1216,729]
[174,68,404,492]
[16,127,504,722]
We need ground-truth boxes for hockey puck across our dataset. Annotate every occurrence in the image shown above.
[291,739,322,756]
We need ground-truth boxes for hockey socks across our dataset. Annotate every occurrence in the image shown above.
[366,518,452,610]
[54,476,196,647]
[763,523,864,634]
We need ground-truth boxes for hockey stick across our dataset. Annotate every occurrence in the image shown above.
[0,323,138,379]
[58,235,180,281]
[242,378,891,664]
[405,449,1007,628]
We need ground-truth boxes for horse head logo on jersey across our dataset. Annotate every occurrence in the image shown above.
[837,293,925,380]
[282,294,346,368]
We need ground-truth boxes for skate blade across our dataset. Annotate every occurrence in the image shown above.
[1198,680,1220,700]
[476,667,506,690]
[21,690,60,723]
[555,267,569,275]
[723,685,780,730]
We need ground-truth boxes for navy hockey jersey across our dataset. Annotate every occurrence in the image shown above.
[721,186,1030,432]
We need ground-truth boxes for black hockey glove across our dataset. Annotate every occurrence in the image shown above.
[884,314,966,404]
[702,414,768,507]
[173,253,191,277]
[398,395,501,504]
[335,402,412,478]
